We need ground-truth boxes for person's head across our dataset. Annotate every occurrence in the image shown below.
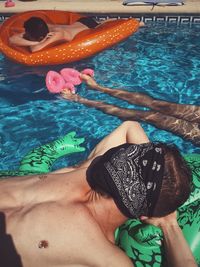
[86,142,192,219]
[23,17,49,41]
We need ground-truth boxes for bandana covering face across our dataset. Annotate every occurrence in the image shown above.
[86,143,165,218]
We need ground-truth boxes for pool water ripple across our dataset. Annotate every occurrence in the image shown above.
[0,22,199,171]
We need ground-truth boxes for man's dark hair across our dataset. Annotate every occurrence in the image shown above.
[23,17,49,41]
[153,143,192,217]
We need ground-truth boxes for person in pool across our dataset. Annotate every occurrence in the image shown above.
[9,16,145,52]
[62,74,200,147]
[0,121,197,267]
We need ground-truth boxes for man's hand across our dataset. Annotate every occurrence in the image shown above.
[80,74,98,88]
[140,211,178,229]
[42,32,54,41]
[140,211,197,267]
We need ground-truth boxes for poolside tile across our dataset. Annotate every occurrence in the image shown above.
[0,0,200,16]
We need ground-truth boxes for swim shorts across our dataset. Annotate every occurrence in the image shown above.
[77,17,99,29]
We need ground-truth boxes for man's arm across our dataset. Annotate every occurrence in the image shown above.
[68,121,149,169]
[140,212,198,267]
[30,31,66,52]
[105,245,134,267]
[9,33,39,46]
[51,121,149,171]
[10,32,66,52]
[88,121,149,160]
[84,222,135,267]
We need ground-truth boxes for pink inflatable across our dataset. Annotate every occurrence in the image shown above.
[46,68,94,94]
[5,0,15,7]
[64,82,76,94]
[45,71,65,93]
[60,68,82,86]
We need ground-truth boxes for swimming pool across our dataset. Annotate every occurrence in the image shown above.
[0,22,200,172]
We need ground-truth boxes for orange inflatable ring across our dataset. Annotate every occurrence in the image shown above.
[0,10,140,66]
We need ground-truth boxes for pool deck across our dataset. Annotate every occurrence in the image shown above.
[0,0,200,15]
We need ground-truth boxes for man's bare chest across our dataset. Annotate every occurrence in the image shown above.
[3,203,97,267]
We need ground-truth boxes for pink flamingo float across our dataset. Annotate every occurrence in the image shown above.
[46,68,94,94]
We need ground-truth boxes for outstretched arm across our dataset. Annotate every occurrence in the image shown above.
[9,33,39,47]
[140,212,198,267]
[29,31,66,52]
[10,31,67,52]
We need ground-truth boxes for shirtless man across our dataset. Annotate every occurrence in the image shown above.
[9,16,100,52]
[9,16,144,53]
[0,121,197,267]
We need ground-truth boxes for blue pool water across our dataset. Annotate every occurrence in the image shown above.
[0,22,200,172]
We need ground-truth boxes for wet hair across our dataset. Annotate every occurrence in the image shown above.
[23,17,49,41]
[153,143,192,217]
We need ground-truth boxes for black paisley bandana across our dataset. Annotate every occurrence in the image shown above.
[86,143,165,219]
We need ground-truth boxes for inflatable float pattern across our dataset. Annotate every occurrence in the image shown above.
[0,131,85,177]
[0,10,140,66]
[115,154,200,266]
[46,68,94,94]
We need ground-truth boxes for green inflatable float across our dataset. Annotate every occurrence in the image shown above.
[0,136,199,266]
[115,154,200,267]
[0,131,85,177]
